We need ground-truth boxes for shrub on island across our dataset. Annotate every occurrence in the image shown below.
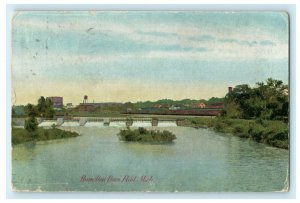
[118,127,176,143]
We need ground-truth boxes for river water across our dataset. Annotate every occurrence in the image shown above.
[11,126,289,192]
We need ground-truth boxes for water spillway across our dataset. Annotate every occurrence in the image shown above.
[37,118,179,128]
[131,121,152,127]
[38,120,56,127]
[157,121,177,127]
[109,121,127,127]
[85,121,105,127]
[61,121,79,127]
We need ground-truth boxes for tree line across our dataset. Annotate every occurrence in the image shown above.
[223,78,288,120]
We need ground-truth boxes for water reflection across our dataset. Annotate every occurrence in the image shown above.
[12,127,289,192]
[12,143,37,161]
[118,141,176,157]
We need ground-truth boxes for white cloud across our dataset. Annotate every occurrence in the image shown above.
[13,12,288,61]
[11,12,289,105]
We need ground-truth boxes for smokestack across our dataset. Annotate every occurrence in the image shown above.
[228,87,233,93]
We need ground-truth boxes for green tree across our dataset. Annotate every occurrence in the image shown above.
[25,103,37,117]
[24,103,38,133]
[45,97,55,118]
[35,97,55,118]
[225,84,253,118]
[224,78,288,120]
[12,108,15,117]
[24,117,38,132]
[224,101,242,118]
[254,78,288,119]
[37,96,46,116]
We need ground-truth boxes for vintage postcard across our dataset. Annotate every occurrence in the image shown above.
[11,11,289,192]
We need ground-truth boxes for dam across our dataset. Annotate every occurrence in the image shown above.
[36,117,178,128]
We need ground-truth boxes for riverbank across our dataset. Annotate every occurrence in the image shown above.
[12,127,80,145]
[177,117,288,149]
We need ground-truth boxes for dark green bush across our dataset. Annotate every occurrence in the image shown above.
[24,117,38,132]
[118,127,176,143]
[233,125,244,134]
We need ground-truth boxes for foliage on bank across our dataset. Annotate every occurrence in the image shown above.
[212,118,288,149]
[223,78,288,120]
[179,117,288,149]
[12,127,80,145]
[176,117,214,128]
[118,127,176,143]
[11,95,80,145]
[12,96,55,118]
[193,78,290,149]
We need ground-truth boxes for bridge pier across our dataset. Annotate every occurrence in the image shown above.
[57,118,64,126]
[151,118,158,126]
[79,118,87,126]
[125,118,133,127]
[104,118,110,126]
[36,117,44,124]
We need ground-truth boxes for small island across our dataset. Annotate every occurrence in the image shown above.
[118,127,176,143]
[12,96,80,145]
[12,127,80,145]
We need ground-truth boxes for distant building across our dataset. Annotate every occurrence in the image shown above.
[47,96,63,108]
[191,102,206,109]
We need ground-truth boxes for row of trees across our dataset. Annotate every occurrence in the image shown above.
[123,97,224,111]
[24,96,55,132]
[223,78,288,120]
[25,96,55,118]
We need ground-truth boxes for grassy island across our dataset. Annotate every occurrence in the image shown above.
[118,127,176,143]
[12,127,80,145]
[11,96,81,145]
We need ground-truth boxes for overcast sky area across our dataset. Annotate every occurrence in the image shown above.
[11,11,289,105]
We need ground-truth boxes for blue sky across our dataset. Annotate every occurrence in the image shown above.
[12,11,289,105]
